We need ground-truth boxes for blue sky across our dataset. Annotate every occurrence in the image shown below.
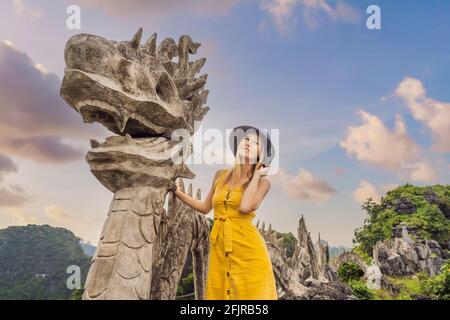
[0,0,449,246]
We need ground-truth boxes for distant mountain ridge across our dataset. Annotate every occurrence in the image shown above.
[0,224,91,300]
[79,241,96,257]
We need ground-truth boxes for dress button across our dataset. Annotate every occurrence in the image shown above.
[227,290,231,294]
[225,253,228,257]
[227,272,230,277]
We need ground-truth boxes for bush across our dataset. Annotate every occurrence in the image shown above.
[420,260,450,300]
[348,279,374,300]
[337,262,364,283]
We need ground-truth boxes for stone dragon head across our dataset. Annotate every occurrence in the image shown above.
[60,28,209,192]
[60,28,209,139]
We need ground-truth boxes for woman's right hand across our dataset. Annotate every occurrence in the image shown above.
[168,179,181,196]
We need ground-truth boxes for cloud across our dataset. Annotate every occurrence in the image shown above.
[259,0,299,36]
[302,0,360,29]
[71,0,240,16]
[43,204,106,242]
[0,155,28,208]
[353,180,398,204]
[273,167,336,203]
[259,0,360,36]
[13,0,42,19]
[0,186,29,207]
[340,110,421,170]
[44,204,72,223]
[0,41,103,164]
[0,155,18,181]
[340,109,437,183]
[400,162,438,183]
[396,77,450,153]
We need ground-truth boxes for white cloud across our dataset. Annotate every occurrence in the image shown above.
[259,0,360,36]
[13,0,42,19]
[353,180,399,204]
[71,0,240,17]
[43,204,105,242]
[259,0,299,36]
[401,162,437,183]
[340,109,437,183]
[44,204,72,223]
[273,167,336,203]
[340,109,421,170]
[0,41,103,164]
[0,186,29,207]
[396,77,450,153]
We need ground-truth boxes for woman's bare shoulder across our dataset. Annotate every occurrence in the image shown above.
[213,168,227,184]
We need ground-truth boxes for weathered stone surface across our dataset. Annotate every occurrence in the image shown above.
[61,29,209,139]
[259,216,353,300]
[60,29,212,300]
[373,225,444,277]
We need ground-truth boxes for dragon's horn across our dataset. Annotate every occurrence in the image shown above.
[144,32,157,56]
[131,27,143,48]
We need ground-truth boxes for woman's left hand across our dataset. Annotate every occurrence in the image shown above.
[255,163,270,177]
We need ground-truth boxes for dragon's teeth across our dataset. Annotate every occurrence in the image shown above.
[90,139,100,148]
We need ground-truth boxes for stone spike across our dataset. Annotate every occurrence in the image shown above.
[276,237,284,247]
[130,27,143,48]
[268,223,272,234]
[90,139,100,148]
[270,230,277,241]
[256,219,260,229]
[179,178,185,193]
[144,32,157,55]
[189,41,201,54]
[188,58,206,78]
[187,183,193,197]
[193,106,209,122]
[195,188,201,200]
[176,163,195,179]
[261,221,266,233]
[192,90,209,109]
[158,38,177,60]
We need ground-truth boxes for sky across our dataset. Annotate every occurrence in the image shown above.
[0,0,449,247]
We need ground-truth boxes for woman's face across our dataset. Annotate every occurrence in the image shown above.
[236,133,261,164]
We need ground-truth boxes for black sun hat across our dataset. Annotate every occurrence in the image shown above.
[229,125,276,165]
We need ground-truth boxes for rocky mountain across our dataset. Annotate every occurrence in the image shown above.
[0,224,91,300]
[334,184,450,299]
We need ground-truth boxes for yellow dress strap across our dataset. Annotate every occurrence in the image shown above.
[213,169,228,191]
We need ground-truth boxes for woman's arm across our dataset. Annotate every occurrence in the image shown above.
[171,169,224,215]
[239,169,271,214]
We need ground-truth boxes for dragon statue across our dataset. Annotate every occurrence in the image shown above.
[60,28,210,300]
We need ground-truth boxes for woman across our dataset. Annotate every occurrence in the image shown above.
[170,125,278,300]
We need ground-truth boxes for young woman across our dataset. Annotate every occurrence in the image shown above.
[170,125,278,300]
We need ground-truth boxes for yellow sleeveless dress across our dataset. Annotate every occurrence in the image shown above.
[204,169,278,300]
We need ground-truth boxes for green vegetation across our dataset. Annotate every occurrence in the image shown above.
[353,184,450,256]
[275,231,297,257]
[0,224,91,300]
[337,262,373,299]
[420,260,450,299]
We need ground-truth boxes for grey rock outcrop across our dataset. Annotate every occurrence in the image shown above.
[373,224,444,277]
[258,216,353,300]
